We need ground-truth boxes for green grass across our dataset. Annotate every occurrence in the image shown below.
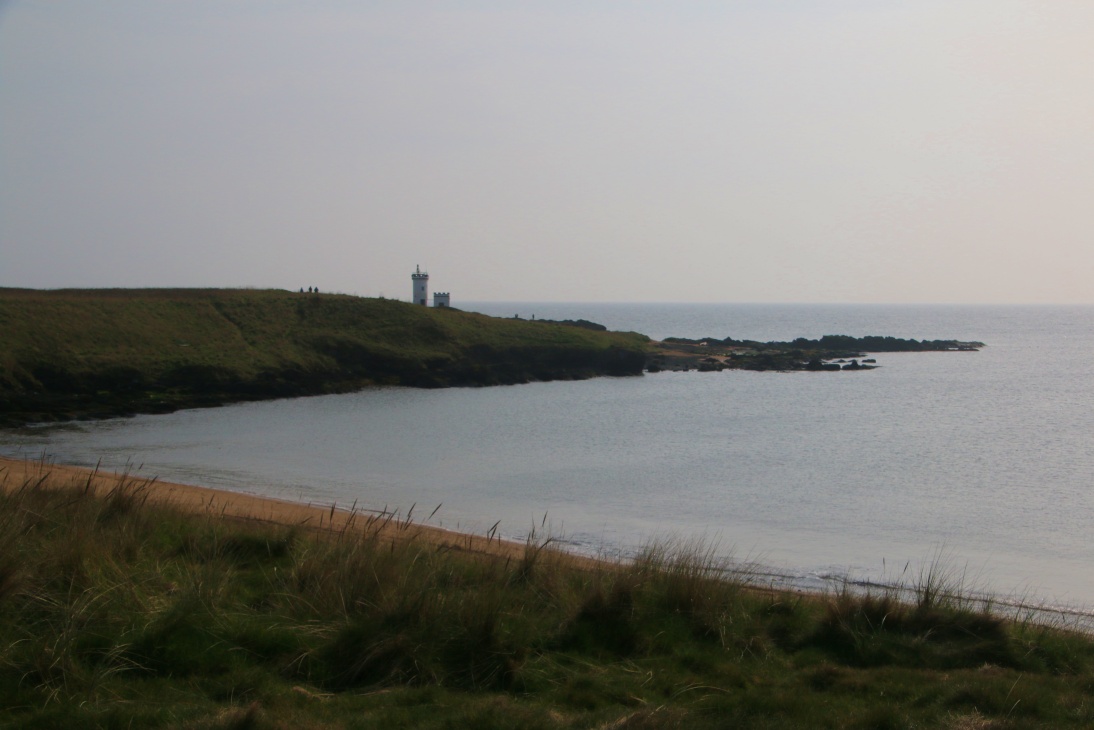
[0,288,649,424]
[2,465,1093,728]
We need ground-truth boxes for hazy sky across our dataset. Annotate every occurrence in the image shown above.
[2,2,1092,303]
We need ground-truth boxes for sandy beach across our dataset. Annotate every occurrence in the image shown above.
[0,454,558,565]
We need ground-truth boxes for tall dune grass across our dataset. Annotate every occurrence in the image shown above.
[2,462,1094,728]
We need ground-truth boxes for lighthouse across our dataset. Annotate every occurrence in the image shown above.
[411,265,429,305]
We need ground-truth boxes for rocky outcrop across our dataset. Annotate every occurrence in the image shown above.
[650,333,978,373]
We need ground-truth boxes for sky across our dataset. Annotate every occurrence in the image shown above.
[2,2,1093,303]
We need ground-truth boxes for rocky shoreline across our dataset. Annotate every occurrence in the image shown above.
[647,334,983,373]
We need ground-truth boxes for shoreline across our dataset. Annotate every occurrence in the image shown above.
[0,455,579,568]
[5,454,1093,632]
[9,465,1094,726]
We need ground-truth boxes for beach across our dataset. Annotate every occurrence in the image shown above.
[0,454,544,566]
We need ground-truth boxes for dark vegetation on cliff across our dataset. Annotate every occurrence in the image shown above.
[0,288,648,426]
[2,464,1092,729]
[530,317,608,331]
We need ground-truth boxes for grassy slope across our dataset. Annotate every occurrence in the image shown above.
[2,466,1093,729]
[0,288,649,424]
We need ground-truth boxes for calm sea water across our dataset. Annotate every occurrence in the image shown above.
[4,303,1093,612]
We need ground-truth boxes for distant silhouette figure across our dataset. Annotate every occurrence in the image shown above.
[307,287,312,293]
[299,287,304,293]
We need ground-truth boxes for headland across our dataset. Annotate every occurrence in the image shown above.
[0,288,648,426]
[0,288,983,426]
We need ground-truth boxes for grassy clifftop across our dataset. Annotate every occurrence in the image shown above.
[0,288,649,425]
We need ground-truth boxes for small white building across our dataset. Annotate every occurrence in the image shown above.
[433,292,450,308]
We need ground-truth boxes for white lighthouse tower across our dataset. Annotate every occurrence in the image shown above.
[411,265,429,305]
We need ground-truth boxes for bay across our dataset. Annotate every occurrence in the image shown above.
[3,303,1093,612]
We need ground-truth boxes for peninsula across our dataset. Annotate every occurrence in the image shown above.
[0,288,982,426]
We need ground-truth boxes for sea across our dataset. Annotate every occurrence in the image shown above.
[3,303,1093,618]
